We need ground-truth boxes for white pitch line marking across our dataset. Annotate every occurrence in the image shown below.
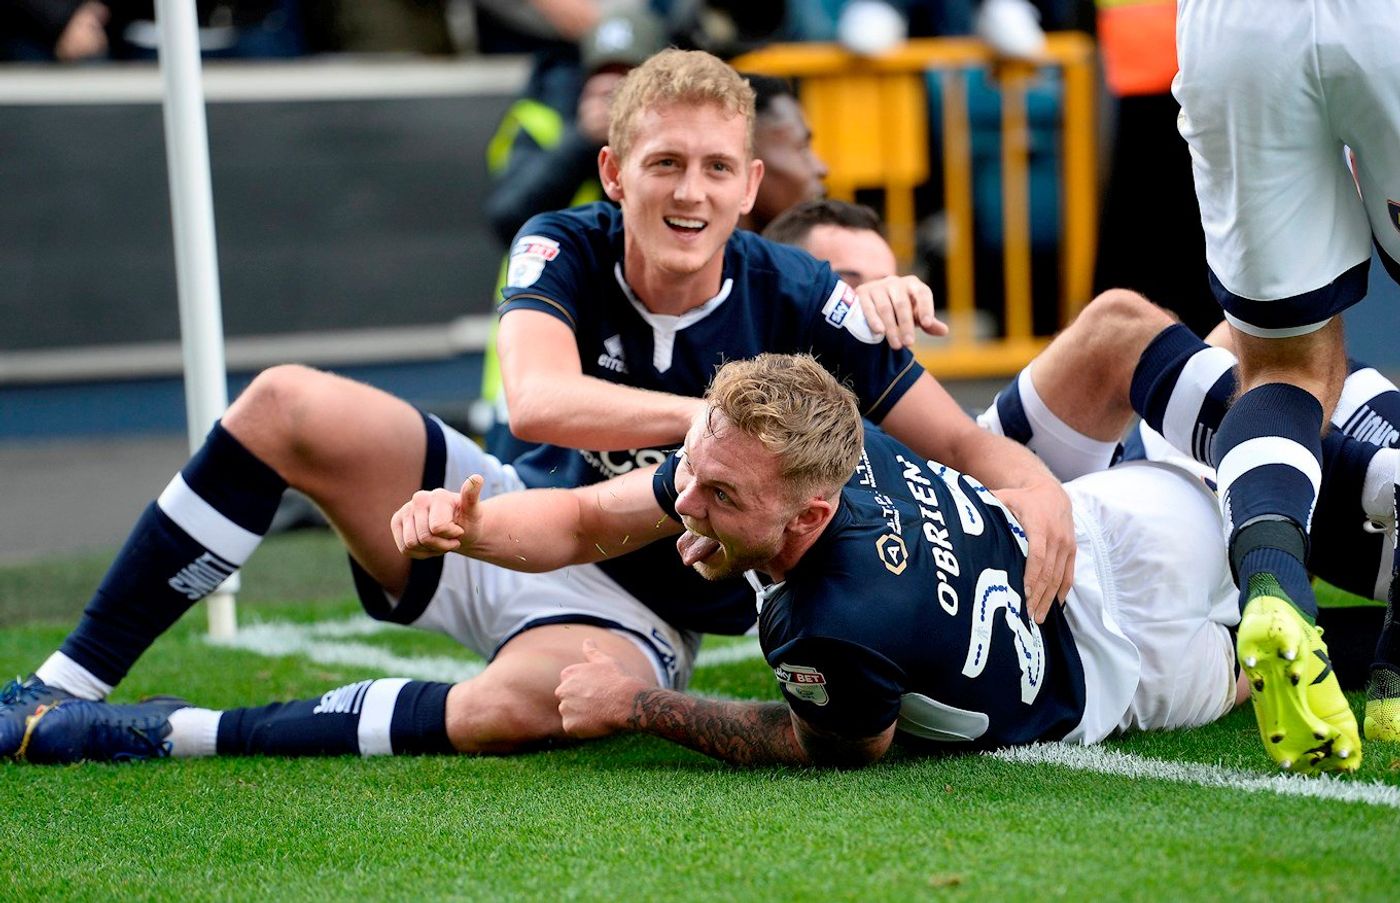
[206,617,767,682]
[695,638,764,667]
[992,743,1400,810]
[207,618,1400,806]
[208,619,483,683]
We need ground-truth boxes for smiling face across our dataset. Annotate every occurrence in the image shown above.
[600,101,763,303]
[671,410,798,582]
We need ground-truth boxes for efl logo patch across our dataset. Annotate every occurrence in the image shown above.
[507,235,561,288]
[774,663,829,706]
[1390,200,1400,233]
[876,533,908,575]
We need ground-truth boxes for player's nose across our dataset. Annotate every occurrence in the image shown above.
[673,165,705,203]
[674,483,704,518]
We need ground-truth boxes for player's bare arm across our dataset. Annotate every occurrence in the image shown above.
[556,640,894,767]
[499,290,945,453]
[392,464,678,570]
[854,274,949,350]
[881,373,1075,622]
[498,309,706,450]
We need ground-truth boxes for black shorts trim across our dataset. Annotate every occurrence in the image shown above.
[1209,260,1368,332]
[349,408,448,626]
[1376,239,1400,289]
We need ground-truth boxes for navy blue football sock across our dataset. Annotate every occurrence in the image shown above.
[1336,359,1400,447]
[1128,324,1236,467]
[1215,384,1324,620]
[988,373,1034,446]
[1238,547,1315,622]
[216,679,454,757]
[1310,431,1387,599]
[56,423,286,687]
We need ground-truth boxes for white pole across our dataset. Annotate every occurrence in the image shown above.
[155,0,238,638]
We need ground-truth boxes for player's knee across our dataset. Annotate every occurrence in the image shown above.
[444,681,564,755]
[1081,291,1172,359]
[1078,290,1168,342]
[226,365,321,436]
[224,365,341,467]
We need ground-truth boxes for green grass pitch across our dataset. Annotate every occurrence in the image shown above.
[3,531,1399,901]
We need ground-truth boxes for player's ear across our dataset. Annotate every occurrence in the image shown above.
[599,147,624,201]
[788,495,833,537]
[738,157,764,215]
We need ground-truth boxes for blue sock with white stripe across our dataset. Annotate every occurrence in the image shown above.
[210,679,454,757]
[44,423,286,693]
[1214,384,1324,620]
[1130,325,1400,466]
[1336,361,1400,447]
[1128,324,1237,467]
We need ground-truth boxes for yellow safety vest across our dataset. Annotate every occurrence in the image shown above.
[481,98,604,403]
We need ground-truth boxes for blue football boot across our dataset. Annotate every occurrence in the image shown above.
[1,675,79,759]
[16,697,189,764]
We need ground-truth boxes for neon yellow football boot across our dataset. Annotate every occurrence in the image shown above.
[1237,589,1361,775]
[1364,664,1400,743]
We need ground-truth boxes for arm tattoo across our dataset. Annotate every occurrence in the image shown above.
[627,689,809,766]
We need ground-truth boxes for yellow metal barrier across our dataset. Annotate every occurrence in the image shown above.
[733,33,1098,378]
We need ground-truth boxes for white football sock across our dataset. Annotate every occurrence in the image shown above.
[1015,368,1119,481]
[1363,448,1399,525]
[166,707,222,758]
[34,651,112,700]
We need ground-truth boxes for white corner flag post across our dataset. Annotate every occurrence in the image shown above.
[155,0,238,638]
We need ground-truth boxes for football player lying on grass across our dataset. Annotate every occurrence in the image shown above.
[1,49,1077,765]
[768,199,1400,767]
[9,352,1385,771]
[951,287,1400,772]
[393,352,1379,771]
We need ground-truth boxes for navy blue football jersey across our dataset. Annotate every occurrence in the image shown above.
[654,427,1088,747]
[497,202,924,634]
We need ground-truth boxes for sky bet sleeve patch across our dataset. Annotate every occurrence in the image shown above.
[506,235,561,288]
[820,280,880,344]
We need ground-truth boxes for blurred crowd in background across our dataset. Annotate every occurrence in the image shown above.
[3,0,1214,344]
[4,0,1215,362]
[0,1,1088,64]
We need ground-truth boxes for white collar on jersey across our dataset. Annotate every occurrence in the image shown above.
[745,570,784,616]
[613,263,734,373]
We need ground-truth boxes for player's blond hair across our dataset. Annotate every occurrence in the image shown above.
[608,48,756,161]
[704,354,864,501]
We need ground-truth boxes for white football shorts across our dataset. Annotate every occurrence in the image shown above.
[350,415,699,689]
[1174,0,1400,336]
[1059,460,1240,743]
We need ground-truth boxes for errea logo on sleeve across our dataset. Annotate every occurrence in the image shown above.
[820,281,880,344]
[507,235,561,288]
[774,663,830,705]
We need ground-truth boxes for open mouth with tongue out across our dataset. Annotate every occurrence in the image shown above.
[676,529,723,567]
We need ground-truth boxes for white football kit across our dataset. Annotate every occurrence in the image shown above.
[1174,0,1400,336]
